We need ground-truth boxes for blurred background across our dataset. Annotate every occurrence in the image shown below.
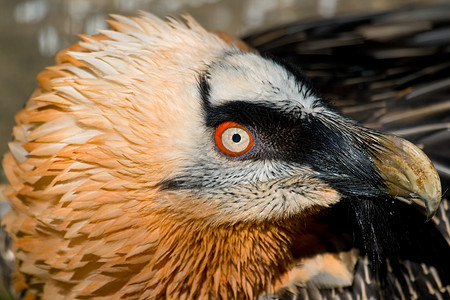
[0,0,449,297]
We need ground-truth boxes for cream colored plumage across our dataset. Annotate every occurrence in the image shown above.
[1,12,444,299]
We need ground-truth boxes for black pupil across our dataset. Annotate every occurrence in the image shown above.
[232,133,241,143]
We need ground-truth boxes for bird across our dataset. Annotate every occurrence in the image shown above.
[0,5,449,300]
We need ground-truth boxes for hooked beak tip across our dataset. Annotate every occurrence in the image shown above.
[372,134,441,219]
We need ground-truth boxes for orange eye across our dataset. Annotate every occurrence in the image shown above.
[214,121,254,157]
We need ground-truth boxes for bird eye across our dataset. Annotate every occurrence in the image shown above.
[214,121,254,157]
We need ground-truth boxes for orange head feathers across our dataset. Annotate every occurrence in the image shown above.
[2,12,442,299]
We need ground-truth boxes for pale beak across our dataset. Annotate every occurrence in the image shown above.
[372,134,442,219]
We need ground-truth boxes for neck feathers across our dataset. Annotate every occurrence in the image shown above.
[136,216,302,299]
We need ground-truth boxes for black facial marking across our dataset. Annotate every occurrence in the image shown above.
[203,99,313,161]
[202,92,381,192]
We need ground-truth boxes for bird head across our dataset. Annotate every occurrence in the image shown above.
[77,16,439,225]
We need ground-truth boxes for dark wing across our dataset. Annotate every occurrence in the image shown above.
[245,4,450,300]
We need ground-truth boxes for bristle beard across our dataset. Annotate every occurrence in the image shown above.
[345,195,450,297]
[347,196,399,268]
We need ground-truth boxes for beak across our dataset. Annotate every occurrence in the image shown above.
[372,134,442,219]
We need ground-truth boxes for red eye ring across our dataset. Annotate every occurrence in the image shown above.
[214,121,254,157]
